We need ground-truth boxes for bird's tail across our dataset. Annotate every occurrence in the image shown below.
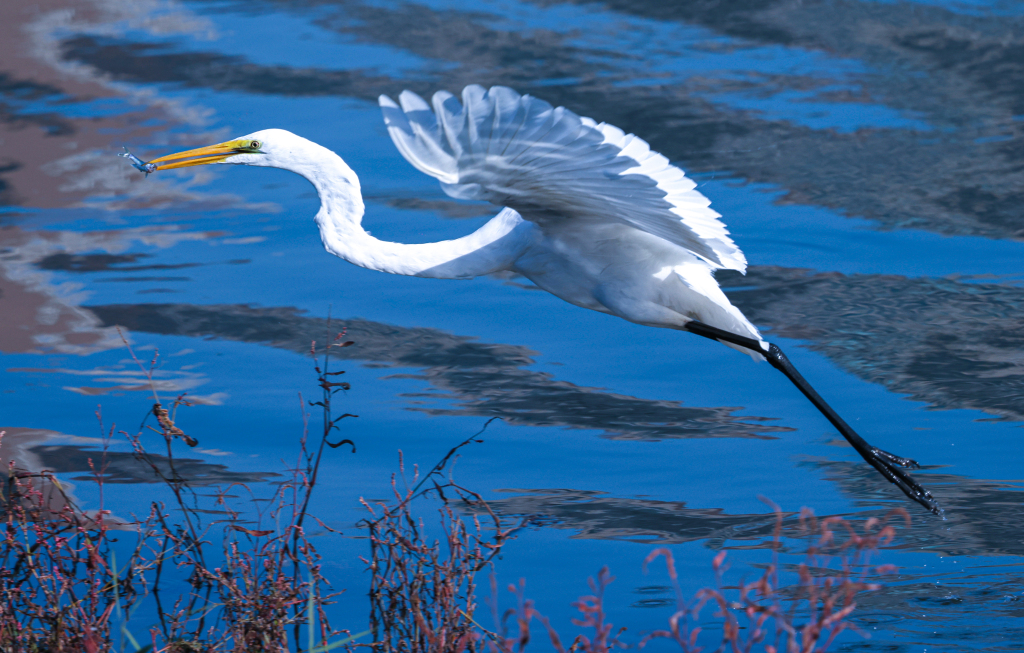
[673,263,766,360]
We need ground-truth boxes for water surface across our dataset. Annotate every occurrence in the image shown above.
[2,0,1024,649]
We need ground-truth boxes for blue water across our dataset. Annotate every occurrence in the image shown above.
[2,0,1024,649]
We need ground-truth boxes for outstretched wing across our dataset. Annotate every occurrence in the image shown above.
[378,85,745,272]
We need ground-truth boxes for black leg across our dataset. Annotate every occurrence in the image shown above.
[684,321,942,516]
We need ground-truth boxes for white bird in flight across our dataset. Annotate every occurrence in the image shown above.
[128,84,940,515]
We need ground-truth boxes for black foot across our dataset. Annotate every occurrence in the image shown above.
[872,448,921,470]
[866,448,941,516]
[682,322,943,517]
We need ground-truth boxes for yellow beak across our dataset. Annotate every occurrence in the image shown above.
[147,139,253,170]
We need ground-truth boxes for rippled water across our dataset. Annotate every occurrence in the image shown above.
[2,0,1024,649]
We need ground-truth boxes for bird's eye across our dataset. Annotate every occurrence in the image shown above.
[250,140,261,150]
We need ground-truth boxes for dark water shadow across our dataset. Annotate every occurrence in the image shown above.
[34,443,278,486]
[84,302,789,441]
[722,266,1024,422]
[810,458,1024,559]
[480,488,781,547]
[35,252,200,273]
[479,458,1024,560]
[0,426,278,487]
[0,427,277,530]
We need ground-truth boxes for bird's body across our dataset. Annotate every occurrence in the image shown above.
[138,84,940,515]
[515,221,761,345]
[217,84,764,351]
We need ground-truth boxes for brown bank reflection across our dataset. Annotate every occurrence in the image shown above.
[0,224,220,354]
[0,0,269,211]
[0,427,115,525]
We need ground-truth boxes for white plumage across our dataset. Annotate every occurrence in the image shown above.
[377,85,762,351]
[380,86,746,272]
[139,84,942,514]
[151,85,764,353]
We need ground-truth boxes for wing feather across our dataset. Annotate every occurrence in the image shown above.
[379,85,746,271]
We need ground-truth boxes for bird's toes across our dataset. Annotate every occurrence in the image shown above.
[891,465,942,515]
[872,448,921,470]
[866,449,942,516]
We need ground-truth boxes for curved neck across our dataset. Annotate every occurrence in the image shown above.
[292,144,531,279]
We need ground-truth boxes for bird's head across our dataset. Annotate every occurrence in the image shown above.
[146,129,302,171]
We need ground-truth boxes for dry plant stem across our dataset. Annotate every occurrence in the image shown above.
[483,569,628,653]
[361,444,522,652]
[290,320,357,650]
[353,412,903,653]
[296,323,356,536]
[567,567,627,652]
[0,417,156,653]
[382,417,500,530]
[118,330,350,652]
[1,329,905,653]
[2,330,353,651]
[118,328,209,574]
[639,500,909,653]
[126,415,213,642]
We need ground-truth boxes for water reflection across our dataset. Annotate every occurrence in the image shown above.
[36,252,201,273]
[481,473,1024,651]
[84,302,788,441]
[4,0,1024,647]
[50,264,1024,433]
[0,0,272,212]
[50,0,1024,241]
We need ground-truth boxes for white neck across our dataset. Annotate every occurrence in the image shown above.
[287,141,531,279]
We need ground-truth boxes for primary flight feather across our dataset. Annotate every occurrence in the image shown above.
[380,86,746,271]
[131,84,942,515]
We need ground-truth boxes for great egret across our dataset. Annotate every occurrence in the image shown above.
[128,84,940,515]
